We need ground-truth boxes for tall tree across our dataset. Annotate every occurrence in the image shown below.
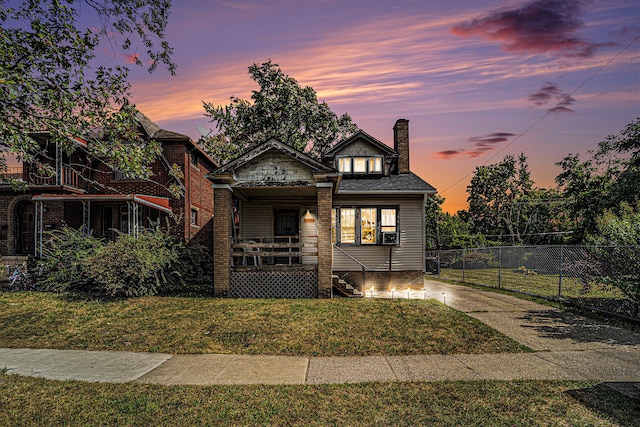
[556,118,639,241]
[1,0,175,181]
[467,154,532,244]
[201,60,358,163]
[467,153,567,245]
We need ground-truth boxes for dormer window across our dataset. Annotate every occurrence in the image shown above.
[337,156,383,174]
[338,157,351,173]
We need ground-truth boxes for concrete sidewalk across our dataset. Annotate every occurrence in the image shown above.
[1,281,639,389]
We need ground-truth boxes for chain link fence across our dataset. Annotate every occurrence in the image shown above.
[429,246,639,321]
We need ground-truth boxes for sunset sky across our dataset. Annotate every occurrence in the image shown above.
[114,0,638,213]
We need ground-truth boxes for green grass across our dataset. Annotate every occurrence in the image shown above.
[0,292,528,355]
[0,375,636,426]
[440,267,627,299]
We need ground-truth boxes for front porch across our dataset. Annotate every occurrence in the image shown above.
[209,139,337,298]
[229,235,319,298]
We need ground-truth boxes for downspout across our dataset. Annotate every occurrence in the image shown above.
[188,150,192,240]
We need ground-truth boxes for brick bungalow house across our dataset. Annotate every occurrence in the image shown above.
[0,111,216,260]
[208,119,436,298]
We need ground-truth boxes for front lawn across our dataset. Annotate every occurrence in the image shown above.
[1,376,636,426]
[0,292,528,355]
[440,267,626,300]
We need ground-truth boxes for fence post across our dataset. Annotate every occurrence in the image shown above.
[558,245,563,297]
[462,248,466,282]
[498,247,502,290]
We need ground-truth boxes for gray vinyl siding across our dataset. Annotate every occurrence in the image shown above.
[332,195,425,272]
[240,202,272,238]
[240,201,318,240]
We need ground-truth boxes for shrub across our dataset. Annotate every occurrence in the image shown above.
[165,243,214,295]
[84,230,181,297]
[36,226,213,297]
[36,227,103,292]
[586,205,640,317]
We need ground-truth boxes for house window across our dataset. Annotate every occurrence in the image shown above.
[339,208,356,244]
[338,158,351,173]
[381,208,397,233]
[369,157,382,173]
[190,151,199,168]
[337,156,383,174]
[353,157,367,173]
[333,207,398,245]
[331,208,337,244]
[360,208,377,244]
[190,208,198,227]
[113,170,142,180]
[120,205,129,233]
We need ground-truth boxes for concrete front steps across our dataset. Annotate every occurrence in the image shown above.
[332,274,362,298]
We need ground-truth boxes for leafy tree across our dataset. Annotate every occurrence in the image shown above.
[425,195,476,249]
[201,60,358,163]
[586,204,640,317]
[603,118,639,209]
[1,0,175,182]
[467,153,570,245]
[467,154,532,243]
[425,194,445,249]
[556,118,639,242]
[438,212,477,249]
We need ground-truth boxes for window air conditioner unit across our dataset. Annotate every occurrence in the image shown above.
[381,232,399,245]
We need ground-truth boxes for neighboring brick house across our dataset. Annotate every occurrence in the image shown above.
[208,119,436,298]
[0,111,216,258]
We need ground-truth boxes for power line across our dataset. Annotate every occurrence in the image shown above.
[439,33,640,196]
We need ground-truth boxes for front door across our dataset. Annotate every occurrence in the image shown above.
[16,201,35,255]
[273,208,299,264]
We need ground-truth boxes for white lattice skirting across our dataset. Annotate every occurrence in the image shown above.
[230,267,318,298]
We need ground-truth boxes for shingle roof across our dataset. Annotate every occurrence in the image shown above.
[135,111,189,141]
[134,111,217,168]
[211,138,335,175]
[337,172,436,194]
[323,130,397,158]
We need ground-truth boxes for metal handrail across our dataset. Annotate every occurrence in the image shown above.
[333,243,368,287]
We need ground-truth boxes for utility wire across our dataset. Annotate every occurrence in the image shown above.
[439,33,640,196]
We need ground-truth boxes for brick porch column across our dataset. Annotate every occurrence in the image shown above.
[316,182,333,298]
[212,184,232,297]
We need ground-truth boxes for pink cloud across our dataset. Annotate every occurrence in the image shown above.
[451,0,612,58]
[528,82,576,113]
[434,132,517,160]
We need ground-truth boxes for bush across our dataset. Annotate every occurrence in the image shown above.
[451,250,497,269]
[166,243,214,295]
[36,226,213,297]
[36,227,103,292]
[586,205,640,317]
[84,230,180,297]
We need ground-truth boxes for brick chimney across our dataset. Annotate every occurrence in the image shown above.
[393,119,410,174]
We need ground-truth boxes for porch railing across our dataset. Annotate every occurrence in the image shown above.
[232,236,318,266]
[1,165,84,189]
